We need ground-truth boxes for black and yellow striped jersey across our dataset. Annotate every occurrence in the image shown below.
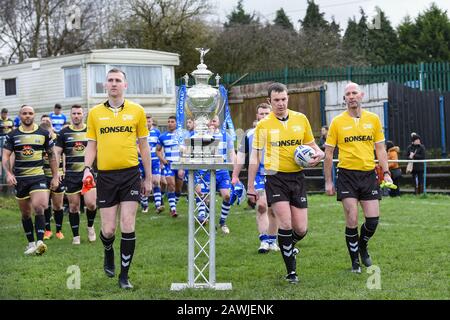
[56,124,87,176]
[3,124,55,179]
[43,132,64,177]
[0,117,13,136]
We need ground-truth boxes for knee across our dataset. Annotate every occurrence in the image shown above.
[364,217,379,231]
[35,202,48,215]
[296,228,308,237]
[101,228,115,238]
[69,203,80,213]
[21,211,32,220]
[257,204,267,215]
[223,194,230,203]
[86,204,96,211]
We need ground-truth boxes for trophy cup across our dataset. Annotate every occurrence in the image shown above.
[180,48,225,164]
[171,48,232,291]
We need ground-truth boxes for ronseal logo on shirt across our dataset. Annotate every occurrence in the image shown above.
[270,139,302,147]
[99,126,133,134]
[344,135,373,143]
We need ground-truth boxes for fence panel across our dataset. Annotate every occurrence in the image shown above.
[388,82,442,154]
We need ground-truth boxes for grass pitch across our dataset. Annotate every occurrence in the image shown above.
[0,194,449,300]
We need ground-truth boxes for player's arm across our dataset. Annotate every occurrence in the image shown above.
[232,133,247,184]
[138,137,153,196]
[54,145,64,179]
[247,148,262,202]
[375,141,392,183]
[2,148,16,186]
[46,145,60,190]
[324,145,336,196]
[232,151,246,185]
[83,140,97,182]
[156,145,167,165]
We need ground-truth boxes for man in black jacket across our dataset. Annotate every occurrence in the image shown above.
[406,133,426,195]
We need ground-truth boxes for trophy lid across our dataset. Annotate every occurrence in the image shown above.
[191,48,213,85]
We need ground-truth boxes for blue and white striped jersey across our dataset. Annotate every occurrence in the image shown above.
[238,128,265,175]
[158,130,181,162]
[147,127,161,161]
[212,130,234,174]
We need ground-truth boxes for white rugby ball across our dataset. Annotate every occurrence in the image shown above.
[294,145,315,167]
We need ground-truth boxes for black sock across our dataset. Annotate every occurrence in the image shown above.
[69,212,80,237]
[86,208,97,227]
[120,232,136,280]
[54,209,64,232]
[345,227,360,265]
[35,215,45,241]
[292,229,307,246]
[100,231,115,266]
[277,229,296,274]
[360,217,379,249]
[44,207,52,231]
[22,218,35,243]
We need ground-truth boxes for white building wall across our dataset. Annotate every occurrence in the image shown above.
[325,81,388,126]
[0,49,179,123]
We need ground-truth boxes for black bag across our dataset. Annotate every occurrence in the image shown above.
[391,168,402,179]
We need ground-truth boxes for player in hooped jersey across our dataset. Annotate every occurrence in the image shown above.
[232,103,279,252]
[55,105,97,245]
[195,115,236,234]
[157,116,184,218]
[139,114,164,213]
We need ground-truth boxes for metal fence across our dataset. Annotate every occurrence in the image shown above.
[178,62,450,93]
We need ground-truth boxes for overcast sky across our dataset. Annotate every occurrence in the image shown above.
[209,0,450,31]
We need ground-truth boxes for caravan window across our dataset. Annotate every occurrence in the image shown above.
[90,65,106,95]
[4,78,17,96]
[112,65,163,95]
[64,67,82,98]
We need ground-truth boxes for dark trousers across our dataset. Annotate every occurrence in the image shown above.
[412,171,424,194]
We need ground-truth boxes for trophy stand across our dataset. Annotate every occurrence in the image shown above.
[170,163,232,291]
[170,48,232,291]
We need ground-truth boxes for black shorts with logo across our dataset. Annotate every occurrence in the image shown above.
[265,171,308,209]
[336,168,381,201]
[64,174,83,195]
[97,166,141,208]
[15,176,49,200]
[46,176,65,194]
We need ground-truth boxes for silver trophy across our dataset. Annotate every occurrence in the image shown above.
[180,48,225,164]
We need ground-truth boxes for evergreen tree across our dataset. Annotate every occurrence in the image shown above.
[274,8,294,30]
[366,8,399,65]
[224,0,258,28]
[397,16,420,64]
[300,0,329,31]
[414,3,450,62]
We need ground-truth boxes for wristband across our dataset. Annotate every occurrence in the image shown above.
[84,166,93,172]
[383,171,391,176]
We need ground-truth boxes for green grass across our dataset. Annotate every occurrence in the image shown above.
[0,194,449,300]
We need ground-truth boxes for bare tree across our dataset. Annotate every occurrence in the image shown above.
[0,0,101,62]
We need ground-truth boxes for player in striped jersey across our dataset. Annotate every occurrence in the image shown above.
[55,105,97,245]
[156,116,184,217]
[2,105,60,255]
[139,114,164,213]
[232,103,279,252]
[195,115,236,234]
[40,115,65,241]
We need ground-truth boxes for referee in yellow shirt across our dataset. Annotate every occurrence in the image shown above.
[83,68,152,289]
[324,82,392,273]
[248,83,324,284]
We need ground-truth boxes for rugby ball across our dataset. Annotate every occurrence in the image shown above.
[294,145,315,167]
